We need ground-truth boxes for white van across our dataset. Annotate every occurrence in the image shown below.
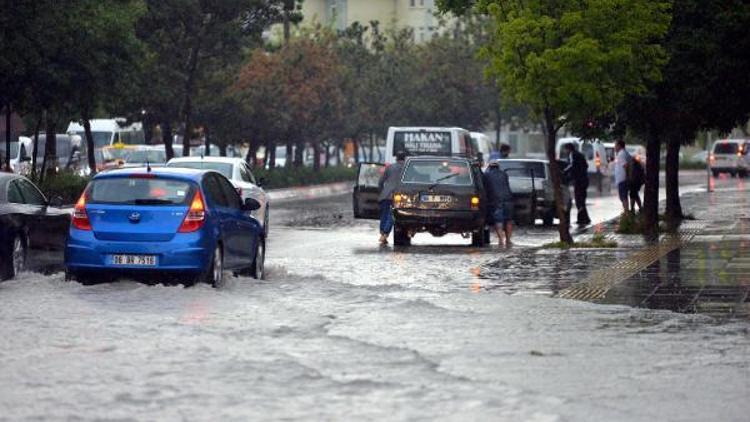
[470,132,497,164]
[2,136,32,173]
[67,119,145,149]
[710,139,749,177]
[556,137,608,175]
[384,127,475,164]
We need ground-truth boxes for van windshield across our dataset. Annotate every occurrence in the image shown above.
[393,131,451,157]
[714,143,739,154]
[73,131,112,148]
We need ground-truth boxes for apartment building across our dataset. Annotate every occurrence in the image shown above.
[301,0,440,43]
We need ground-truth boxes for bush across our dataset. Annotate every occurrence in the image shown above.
[616,211,644,234]
[33,171,90,205]
[252,165,357,189]
[543,233,618,249]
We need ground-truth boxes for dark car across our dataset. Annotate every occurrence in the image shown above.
[0,173,70,280]
[353,156,488,246]
[498,159,572,226]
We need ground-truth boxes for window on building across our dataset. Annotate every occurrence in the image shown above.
[410,0,415,7]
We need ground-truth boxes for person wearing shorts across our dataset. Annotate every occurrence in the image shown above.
[483,159,514,246]
[614,140,632,213]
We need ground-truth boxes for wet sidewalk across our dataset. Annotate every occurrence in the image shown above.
[481,183,750,320]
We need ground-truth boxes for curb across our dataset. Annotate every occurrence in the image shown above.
[267,181,353,204]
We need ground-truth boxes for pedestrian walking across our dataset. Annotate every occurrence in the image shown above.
[614,140,633,213]
[499,143,511,159]
[377,151,406,244]
[563,143,591,225]
[629,157,645,212]
[483,159,514,246]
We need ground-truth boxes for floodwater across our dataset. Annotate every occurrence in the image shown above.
[1,172,748,421]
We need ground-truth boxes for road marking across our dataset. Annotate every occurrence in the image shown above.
[557,221,703,301]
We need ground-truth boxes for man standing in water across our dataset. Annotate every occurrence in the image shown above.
[484,158,514,246]
[377,151,406,244]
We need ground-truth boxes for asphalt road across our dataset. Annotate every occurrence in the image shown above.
[2,171,748,421]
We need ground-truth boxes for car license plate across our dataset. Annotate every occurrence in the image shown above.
[111,254,156,266]
[421,194,452,203]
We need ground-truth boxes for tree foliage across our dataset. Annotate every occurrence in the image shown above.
[476,0,671,243]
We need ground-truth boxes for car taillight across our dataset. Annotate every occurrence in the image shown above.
[72,192,92,231]
[178,190,206,233]
[595,152,601,168]
[470,196,480,210]
[710,154,716,163]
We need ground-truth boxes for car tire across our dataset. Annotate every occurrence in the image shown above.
[197,244,224,288]
[471,229,486,247]
[542,211,555,226]
[263,205,270,237]
[393,225,410,246]
[483,228,491,245]
[2,233,27,280]
[712,170,719,177]
[250,237,265,280]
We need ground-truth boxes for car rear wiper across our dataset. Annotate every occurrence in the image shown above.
[428,172,460,190]
[134,198,175,205]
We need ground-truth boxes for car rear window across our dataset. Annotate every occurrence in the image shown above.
[714,143,739,154]
[89,177,194,205]
[167,161,233,179]
[498,161,546,179]
[402,160,473,185]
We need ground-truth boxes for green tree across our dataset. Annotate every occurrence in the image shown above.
[621,0,750,234]
[442,0,671,244]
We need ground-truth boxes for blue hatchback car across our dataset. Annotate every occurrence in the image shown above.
[65,167,265,286]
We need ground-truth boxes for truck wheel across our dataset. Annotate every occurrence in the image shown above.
[393,225,410,246]
[712,170,719,177]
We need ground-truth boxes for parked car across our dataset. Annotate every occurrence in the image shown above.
[122,146,168,168]
[166,156,269,236]
[0,173,70,280]
[64,167,265,286]
[497,159,572,226]
[353,156,488,246]
[709,139,749,177]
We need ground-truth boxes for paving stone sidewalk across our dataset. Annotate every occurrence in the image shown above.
[481,186,750,320]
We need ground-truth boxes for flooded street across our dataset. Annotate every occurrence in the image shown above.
[1,172,749,421]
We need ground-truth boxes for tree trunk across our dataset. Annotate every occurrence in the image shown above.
[4,103,11,171]
[293,141,304,167]
[204,126,211,156]
[43,116,57,178]
[352,138,360,163]
[268,140,276,169]
[285,142,293,168]
[313,141,321,172]
[642,130,662,240]
[664,137,683,226]
[369,133,374,162]
[162,121,174,160]
[82,114,97,175]
[30,115,42,180]
[335,142,341,166]
[246,140,258,167]
[181,18,208,158]
[495,108,502,151]
[543,114,573,244]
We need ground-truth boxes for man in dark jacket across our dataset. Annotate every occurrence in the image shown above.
[483,159,514,246]
[377,151,406,244]
[563,143,591,225]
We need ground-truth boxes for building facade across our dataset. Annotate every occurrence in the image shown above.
[301,0,440,43]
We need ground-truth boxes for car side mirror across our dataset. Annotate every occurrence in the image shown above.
[48,196,64,207]
[242,197,261,211]
[257,177,266,188]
